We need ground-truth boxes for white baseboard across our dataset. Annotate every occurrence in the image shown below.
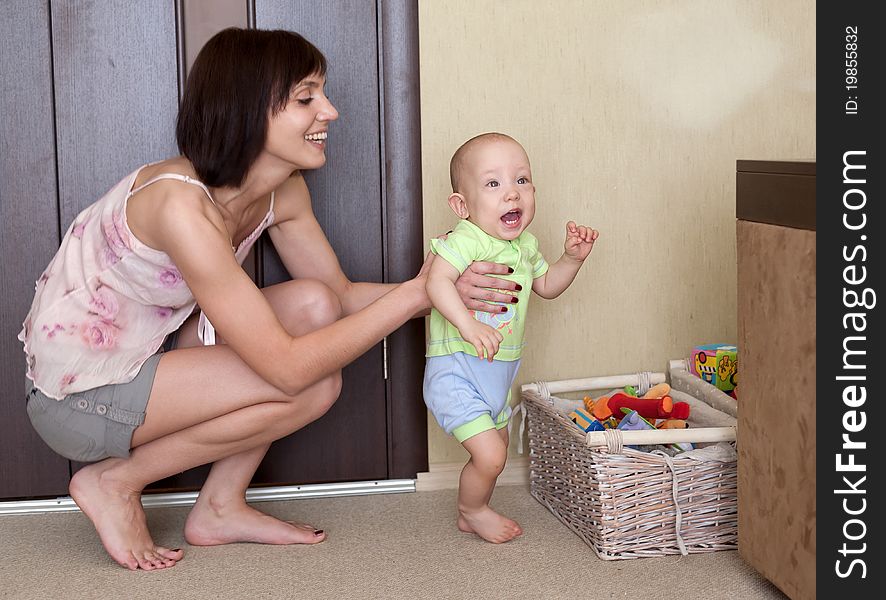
[416,456,530,492]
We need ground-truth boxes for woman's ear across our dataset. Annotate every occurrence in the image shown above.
[448,193,469,219]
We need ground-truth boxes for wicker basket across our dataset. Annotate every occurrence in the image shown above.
[521,373,738,560]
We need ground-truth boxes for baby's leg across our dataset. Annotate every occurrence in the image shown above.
[456,429,522,543]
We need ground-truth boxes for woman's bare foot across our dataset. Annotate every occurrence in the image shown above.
[457,506,522,543]
[184,497,326,546]
[69,460,184,571]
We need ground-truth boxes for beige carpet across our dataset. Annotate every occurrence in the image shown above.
[0,485,784,600]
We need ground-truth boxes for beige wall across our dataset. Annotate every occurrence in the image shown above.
[418,0,815,463]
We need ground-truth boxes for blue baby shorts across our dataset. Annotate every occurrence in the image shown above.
[423,352,521,442]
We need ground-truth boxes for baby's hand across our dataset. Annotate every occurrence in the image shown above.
[459,320,503,362]
[564,221,598,262]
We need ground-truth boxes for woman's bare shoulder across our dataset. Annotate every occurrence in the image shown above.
[271,171,313,222]
[127,159,224,251]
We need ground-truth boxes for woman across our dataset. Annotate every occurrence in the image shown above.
[19,28,517,571]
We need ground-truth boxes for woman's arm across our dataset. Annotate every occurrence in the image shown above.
[143,182,426,396]
[266,174,392,316]
[267,173,521,314]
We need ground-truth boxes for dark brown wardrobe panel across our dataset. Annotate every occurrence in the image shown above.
[0,2,71,498]
[252,0,388,484]
[51,0,180,227]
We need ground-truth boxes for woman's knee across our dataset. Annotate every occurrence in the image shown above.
[280,370,342,423]
[312,371,343,417]
[267,280,342,335]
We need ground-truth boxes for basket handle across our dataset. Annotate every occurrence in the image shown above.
[521,372,666,396]
[584,426,736,448]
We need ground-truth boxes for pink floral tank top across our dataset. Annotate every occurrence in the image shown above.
[18,164,275,400]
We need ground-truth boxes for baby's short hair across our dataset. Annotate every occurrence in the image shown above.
[449,132,520,193]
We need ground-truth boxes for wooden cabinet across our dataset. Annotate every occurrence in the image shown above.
[0,0,426,500]
[736,160,815,599]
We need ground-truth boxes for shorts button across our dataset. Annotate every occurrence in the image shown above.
[76,399,89,410]
[96,404,108,415]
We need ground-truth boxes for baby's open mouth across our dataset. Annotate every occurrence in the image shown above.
[501,209,522,228]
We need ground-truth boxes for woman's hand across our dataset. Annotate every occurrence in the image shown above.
[414,250,518,315]
[454,261,520,313]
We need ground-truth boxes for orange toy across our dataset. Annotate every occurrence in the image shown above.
[642,382,671,399]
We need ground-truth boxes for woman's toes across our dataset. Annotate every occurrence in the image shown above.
[157,546,183,560]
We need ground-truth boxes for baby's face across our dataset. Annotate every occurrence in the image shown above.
[459,139,536,240]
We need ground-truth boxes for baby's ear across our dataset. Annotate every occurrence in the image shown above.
[447,193,469,219]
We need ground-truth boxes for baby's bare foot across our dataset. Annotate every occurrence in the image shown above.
[184,499,326,546]
[69,461,183,570]
[457,506,522,543]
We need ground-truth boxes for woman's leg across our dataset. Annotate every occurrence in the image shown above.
[69,280,344,570]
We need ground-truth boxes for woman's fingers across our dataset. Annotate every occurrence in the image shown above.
[469,260,511,276]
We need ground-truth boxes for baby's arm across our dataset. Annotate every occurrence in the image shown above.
[532,221,599,299]
[427,257,503,361]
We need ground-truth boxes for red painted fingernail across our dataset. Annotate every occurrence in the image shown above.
[515,284,523,291]
[172,548,181,552]
[314,530,324,535]
[510,297,519,303]
[500,307,507,312]
[507,267,514,273]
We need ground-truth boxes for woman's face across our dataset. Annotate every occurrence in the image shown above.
[264,74,339,170]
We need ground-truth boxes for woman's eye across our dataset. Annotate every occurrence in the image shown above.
[297,97,314,106]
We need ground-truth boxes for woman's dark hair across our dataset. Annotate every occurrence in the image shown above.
[176,28,327,187]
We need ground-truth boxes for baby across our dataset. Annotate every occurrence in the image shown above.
[423,132,598,543]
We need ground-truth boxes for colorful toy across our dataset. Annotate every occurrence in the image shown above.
[568,407,605,432]
[641,382,671,399]
[615,410,693,453]
[623,385,637,396]
[583,394,614,421]
[616,409,656,431]
[607,392,690,421]
[657,419,688,429]
[692,344,738,394]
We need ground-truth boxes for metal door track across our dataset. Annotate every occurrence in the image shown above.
[0,479,416,516]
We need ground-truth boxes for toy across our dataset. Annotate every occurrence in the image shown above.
[616,409,656,431]
[657,419,688,429]
[583,394,614,421]
[623,385,637,396]
[692,344,738,394]
[642,382,671,399]
[615,409,693,453]
[607,392,690,421]
[568,407,605,432]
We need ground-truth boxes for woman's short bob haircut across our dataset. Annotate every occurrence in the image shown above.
[176,28,327,188]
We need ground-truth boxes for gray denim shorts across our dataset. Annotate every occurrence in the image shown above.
[25,352,164,463]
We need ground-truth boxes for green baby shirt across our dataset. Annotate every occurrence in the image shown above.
[427,219,549,361]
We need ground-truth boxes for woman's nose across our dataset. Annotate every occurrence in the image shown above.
[318,97,339,122]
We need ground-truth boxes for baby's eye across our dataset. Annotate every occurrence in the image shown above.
[517,177,528,184]
[486,180,499,188]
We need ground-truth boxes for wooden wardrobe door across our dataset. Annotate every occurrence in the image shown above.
[251,0,389,484]
[52,1,180,229]
[0,1,71,499]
